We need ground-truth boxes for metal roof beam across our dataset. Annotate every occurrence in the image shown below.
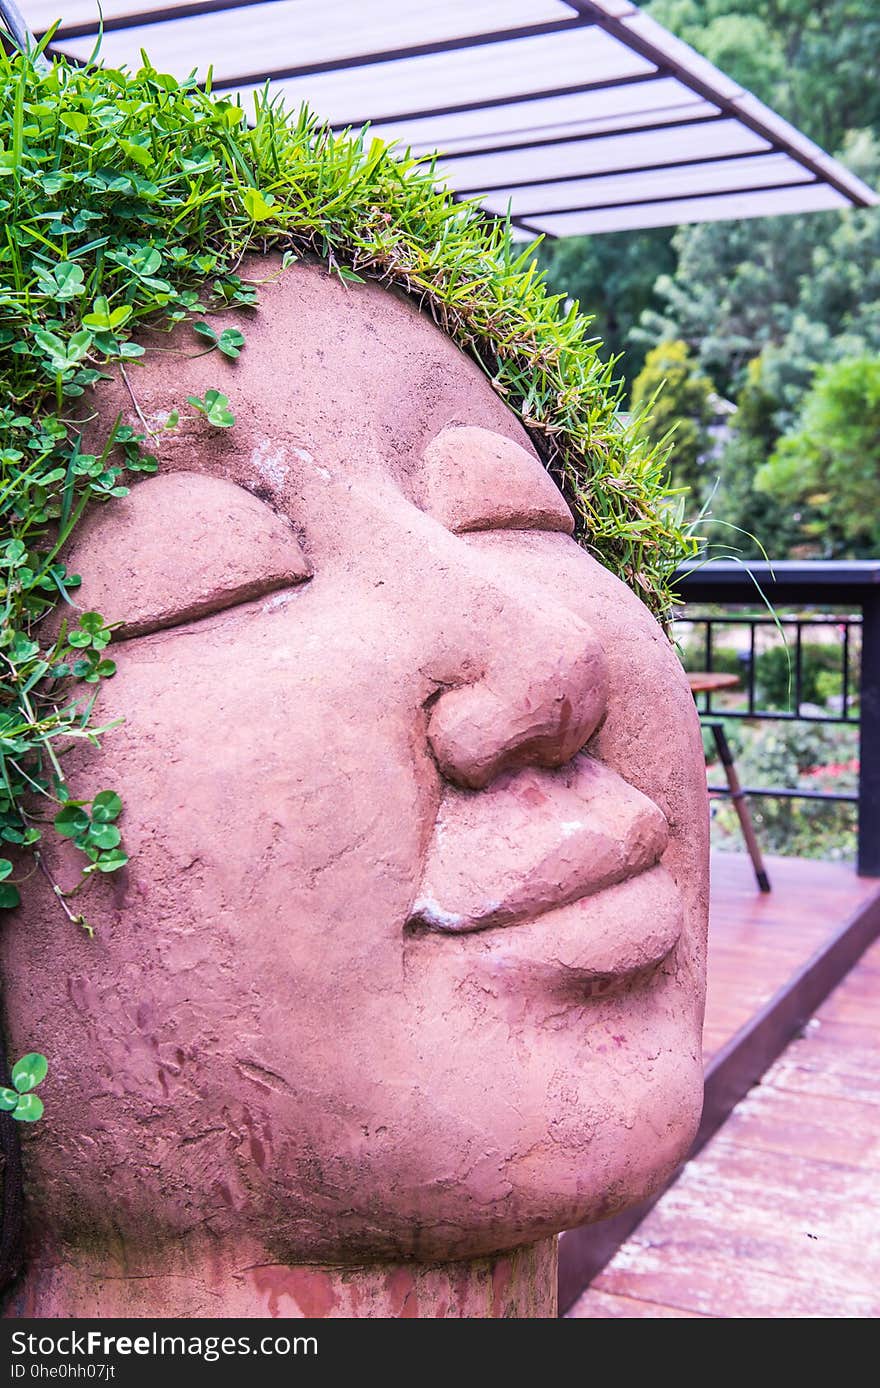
[563,0,876,207]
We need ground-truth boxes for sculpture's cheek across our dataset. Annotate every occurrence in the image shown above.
[0,599,438,1235]
[2,534,708,1261]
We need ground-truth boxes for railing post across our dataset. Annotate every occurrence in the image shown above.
[858,592,880,876]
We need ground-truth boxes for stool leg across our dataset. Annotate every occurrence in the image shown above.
[711,723,771,893]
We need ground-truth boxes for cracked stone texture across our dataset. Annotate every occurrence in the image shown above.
[1,256,708,1319]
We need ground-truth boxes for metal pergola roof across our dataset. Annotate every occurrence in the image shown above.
[14,0,880,236]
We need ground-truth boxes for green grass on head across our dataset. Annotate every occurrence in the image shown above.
[0,47,695,917]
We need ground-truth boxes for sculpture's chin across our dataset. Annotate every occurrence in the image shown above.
[267,1038,705,1266]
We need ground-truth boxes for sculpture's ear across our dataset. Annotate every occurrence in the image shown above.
[419,426,574,536]
[60,471,311,640]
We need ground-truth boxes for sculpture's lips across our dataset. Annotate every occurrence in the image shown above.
[407,752,673,937]
[446,865,684,992]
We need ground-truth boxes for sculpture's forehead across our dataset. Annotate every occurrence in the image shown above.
[89,256,536,496]
[72,259,575,622]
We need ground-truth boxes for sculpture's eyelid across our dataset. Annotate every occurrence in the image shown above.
[112,565,313,642]
[451,508,574,537]
[60,472,312,644]
[438,475,576,538]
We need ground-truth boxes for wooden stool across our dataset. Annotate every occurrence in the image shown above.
[688,673,771,893]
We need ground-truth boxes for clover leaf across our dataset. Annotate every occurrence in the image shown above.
[53,793,127,880]
[54,803,90,838]
[0,860,19,907]
[82,296,133,333]
[187,388,235,427]
[192,322,245,358]
[91,791,122,823]
[241,187,275,221]
[11,1093,44,1123]
[0,1054,48,1122]
[12,1052,48,1093]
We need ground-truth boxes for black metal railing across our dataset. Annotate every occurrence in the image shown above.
[685,614,860,725]
[680,613,861,809]
[674,560,880,876]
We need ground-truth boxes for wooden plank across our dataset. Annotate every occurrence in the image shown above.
[780,1023,880,1076]
[568,1288,710,1318]
[720,1086,880,1172]
[790,1016,880,1052]
[768,1054,880,1105]
[567,923,880,1319]
[559,857,880,1315]
[593,1246,878,1319]
[701,853,880,1055]
[621,1142,880,1288]
[696,880,880,1146]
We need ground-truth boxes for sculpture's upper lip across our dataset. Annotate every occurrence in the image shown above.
[405,752,673,938]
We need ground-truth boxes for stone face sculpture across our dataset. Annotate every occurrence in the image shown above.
[1,259,709,1318]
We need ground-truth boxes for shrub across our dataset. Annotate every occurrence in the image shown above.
[709,720,858,861]
[754,641,845,709]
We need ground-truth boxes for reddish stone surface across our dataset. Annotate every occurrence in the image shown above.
[1,258,708,1317]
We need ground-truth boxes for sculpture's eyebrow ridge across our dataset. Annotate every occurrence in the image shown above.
[419,425,574,537]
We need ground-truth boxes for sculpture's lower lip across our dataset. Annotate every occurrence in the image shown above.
[417,865,684,994]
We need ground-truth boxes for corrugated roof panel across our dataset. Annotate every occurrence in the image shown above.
[42,0,569,46]
[365,77,715,156]
[9,0,874,233]
[529,181,850,235]
[441,119,769,192]
[478,151,813,217]
[219,28,656,123]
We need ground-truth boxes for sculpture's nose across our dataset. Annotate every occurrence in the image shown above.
[426,594,608,791]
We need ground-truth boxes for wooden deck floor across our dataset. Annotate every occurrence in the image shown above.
[703,852,880,1059]
[569,857,880,1319]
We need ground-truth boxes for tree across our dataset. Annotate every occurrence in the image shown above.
[630,340,715,499]
[632,213,818,398]
[645,0,880,152]
[647,2,786,110]
[634,133,880,404]
[705,356,805,558]
[538,2,880,564]
[755,356,880,555]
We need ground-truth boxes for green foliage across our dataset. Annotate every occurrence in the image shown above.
[756,356,880,554]
[187,388,236,428]
[630,340,716,499]
[634,129,880,398]
[753,642,846,710]
[702,356,805,557]
[192,323,245,359]
[0,853,20,908]
[645,0,880,153]
[680,642,742,678]
[709,720,858,861]
[0,1051,48,1122]
[0,48,696,924]
[635,128,880,558]
[534,3,880,570]
[633,209,844,400]
[680,636,845,710]
[54,789,127,877]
